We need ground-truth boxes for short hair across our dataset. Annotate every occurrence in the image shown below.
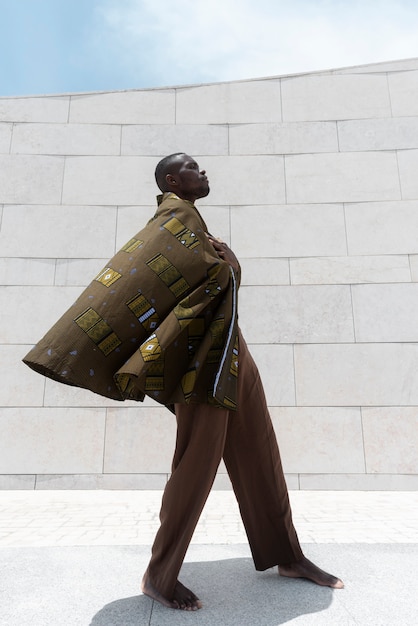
[155,153,185,191]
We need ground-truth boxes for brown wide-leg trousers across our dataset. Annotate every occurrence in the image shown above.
[146,332,303,599]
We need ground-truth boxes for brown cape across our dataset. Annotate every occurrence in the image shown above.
[23,193,239,411]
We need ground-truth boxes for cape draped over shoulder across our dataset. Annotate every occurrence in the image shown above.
[23,193,239,411]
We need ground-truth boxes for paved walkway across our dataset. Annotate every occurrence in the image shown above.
[1,489,417,547]
[1,490,418,625]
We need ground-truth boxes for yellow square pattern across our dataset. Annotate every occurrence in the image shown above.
[121,238,144,253]
[94,267,122,288]
[147,254,190,298]
[140,334,162,362]
[74,307,121,356]
[162,217,200,250]
[126,293,160,332]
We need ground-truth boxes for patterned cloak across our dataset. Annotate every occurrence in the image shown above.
[23,193,239,411]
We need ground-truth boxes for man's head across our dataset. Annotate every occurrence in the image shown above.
[155,153,210,202]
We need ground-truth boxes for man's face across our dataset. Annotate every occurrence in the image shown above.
[168,155,210,201]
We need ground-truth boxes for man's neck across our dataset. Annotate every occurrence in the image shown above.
[158,192,196,207]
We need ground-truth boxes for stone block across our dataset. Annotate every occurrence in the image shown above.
[281,73,391,121]
[294,343,418,406]
[0,155,64,204]
[0,286,80,343]
[409,255,418,282]
[44,372,164,409]
[43,377,150,409]
[299,473,418,490]
[55,258,109,286]
[0,258,55,285]
[362,407,418,474]
[99,473,169,489]
[0,475,36,489]
[0,123,12,153]
[290,255,411,285]
[0,407,105,473]
[398,149,418,200]
[0,345,45,407]
[247,343,295,406]
[43,378,114,408]
[239,285,354,343]
[271,407,365,473]
[0,206,117,258]
[212,472,298,490]
[231,204,347,258]
[212,473,233,490]
[115,206,165,250]
[69,89,175,124]
[285,152,400,204]
[229,121,338,155]
[345,200,418,255]
[388,69,418,116]
[11,123,121,155]
[196,155,285,205]
[176,80,282,124]
[283,474,300,490]
[338,117,418,151]
[35,473,168,490]
[239,258,290,286]
[336,58,418,74]
[0,96,69,122]
[104,407,177,473]
[121,124,228,155]
[192,205,231,244]
[62,156,157,205]
[218,460,227,475]
[352,284,418,342]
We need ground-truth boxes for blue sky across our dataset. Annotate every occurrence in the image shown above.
[1,0,418,96]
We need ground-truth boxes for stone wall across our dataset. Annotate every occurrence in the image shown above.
[1,58,418,490]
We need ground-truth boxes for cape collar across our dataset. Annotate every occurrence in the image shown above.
[157,192,195,208]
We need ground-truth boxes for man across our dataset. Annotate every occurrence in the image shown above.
[142,153,344,610]
[24,153,343,612]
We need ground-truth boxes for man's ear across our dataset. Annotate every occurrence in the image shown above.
[166,174,177,186]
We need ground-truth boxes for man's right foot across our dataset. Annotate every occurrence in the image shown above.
[279,556,344,589]
[141,571,202,611]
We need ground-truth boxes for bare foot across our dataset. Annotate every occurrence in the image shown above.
[279,556,344,589]
[141,571,202,611]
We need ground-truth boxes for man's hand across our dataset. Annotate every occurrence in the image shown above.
[206,235,240,273]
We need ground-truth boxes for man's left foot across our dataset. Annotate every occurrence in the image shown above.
[279,556,344,588]
[141,570,202,610]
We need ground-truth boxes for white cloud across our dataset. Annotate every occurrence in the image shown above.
[95,0,418,87]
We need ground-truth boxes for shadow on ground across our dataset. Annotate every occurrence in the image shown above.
[90,558,333,626]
